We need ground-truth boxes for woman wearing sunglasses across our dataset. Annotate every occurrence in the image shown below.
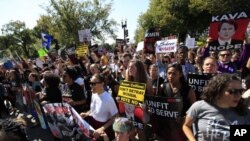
[183,73,249,141]
[80,73,118,140]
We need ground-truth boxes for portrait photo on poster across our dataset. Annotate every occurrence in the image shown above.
[208,11,250,51]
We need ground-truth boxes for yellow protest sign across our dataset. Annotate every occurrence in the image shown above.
[76,44,88,57]
[118,81,146,105]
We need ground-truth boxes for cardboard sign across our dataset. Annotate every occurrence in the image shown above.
[185,38,196,48]
[118,81,146,106]
[208,11,250,51]
[76,44,89,57]
[155,39,178,53]
[78,29,91,43]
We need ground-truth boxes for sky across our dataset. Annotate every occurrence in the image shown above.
[0,0,150,44]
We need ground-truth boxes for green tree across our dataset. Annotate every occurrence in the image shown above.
[134,0,250,43]
[1,20,36,58]
[35,0,117,48]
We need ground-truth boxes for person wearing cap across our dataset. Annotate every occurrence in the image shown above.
[100,117,134,141]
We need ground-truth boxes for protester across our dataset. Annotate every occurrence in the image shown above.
[149,64,164,96]
[217,50,237,73]
[155,63,196,141]
[183,73,250,141]
[174,45,196,78]
[202,57,218,73]
[80,73,118,140]
[37,72,62,104]
[62,67,87,113]
[100,117,134,141]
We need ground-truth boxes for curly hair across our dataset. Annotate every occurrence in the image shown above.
[202,73,247,115]
[0,118,28,141]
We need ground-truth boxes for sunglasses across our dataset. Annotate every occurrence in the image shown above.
[220,54,231,57]
[225,88,244,95]
[90,81,102,86]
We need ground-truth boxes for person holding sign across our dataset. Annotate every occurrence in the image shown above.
[125,59,153,140]
[183,74,249,141]
[157,63,196,141]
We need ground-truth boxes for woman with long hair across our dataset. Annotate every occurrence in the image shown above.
[183,73,250,141]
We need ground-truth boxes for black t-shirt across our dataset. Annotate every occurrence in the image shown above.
[69,82,86,113]
[44,87,62,103]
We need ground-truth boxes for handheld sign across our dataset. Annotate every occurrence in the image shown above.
[187,73,216,100]
[208,11,250,51]
[145,95,182,119]
[155,39,178,53]
[118,81,146,106]
[76,44,89,57]
[43,103,95,140]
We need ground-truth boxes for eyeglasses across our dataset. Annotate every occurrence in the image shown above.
[90,81,102,86]
[225,88,244,95]
[219,54,231,57]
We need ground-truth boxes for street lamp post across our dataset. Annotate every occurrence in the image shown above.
[121,19,128,45]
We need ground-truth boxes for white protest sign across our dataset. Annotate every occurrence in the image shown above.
[136,41,144,52]
[185,38,195,48]
[78,29,91,43]
[155,39,177,53]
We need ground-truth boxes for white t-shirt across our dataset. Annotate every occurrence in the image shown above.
[90,91,118,122]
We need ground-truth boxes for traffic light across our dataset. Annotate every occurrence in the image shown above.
[125,29,128,37]
[126,38,129,43]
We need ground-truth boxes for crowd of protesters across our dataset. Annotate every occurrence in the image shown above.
[0,33,250,141]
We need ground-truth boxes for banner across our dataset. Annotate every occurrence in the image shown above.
[41,33,53,50]
[187,73,215,99]
[76,44,89,57]
[208,11,250,51]
[145,95,182,119]
[43,103,95,140]
[118,102,144,130]
[118,81,146,106]
[78,29,91,44]
[155,39,178,53]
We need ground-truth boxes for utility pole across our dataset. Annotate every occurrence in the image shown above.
[121,19,129,45]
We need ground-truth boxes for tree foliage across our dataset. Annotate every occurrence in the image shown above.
[0,20,36,58]
[35,0,118,47]
[134,0,250,43]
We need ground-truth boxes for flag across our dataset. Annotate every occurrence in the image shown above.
[38,48,48,57]
[41,33,53,50]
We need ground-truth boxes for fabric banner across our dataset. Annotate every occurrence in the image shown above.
[118,102,144,130]
[187,73,216,100]
[208,11,250,51]
[155,39,178,53]
[43,103,95,140]
[118,81,146,106]
[145,95,182,119]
